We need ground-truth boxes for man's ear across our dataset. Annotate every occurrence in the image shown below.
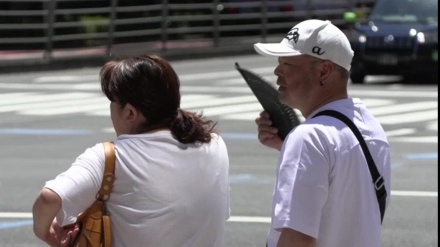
[320,60,333,81]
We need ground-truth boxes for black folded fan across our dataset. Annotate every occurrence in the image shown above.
[235,62,301,140]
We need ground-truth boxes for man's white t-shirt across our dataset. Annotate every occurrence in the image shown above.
[45,130,230,247]
[267,98,391,247]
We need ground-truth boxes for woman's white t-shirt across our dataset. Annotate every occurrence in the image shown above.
[45,131,230,247]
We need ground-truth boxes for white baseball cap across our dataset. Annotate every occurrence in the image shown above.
[254,19,354,71]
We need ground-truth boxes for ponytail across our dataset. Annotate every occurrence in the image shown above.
[169,109,217,144]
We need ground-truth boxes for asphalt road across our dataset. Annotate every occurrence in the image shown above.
[0,54,438,247]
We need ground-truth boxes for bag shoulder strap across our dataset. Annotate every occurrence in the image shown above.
[313,110,387,223]
[69,142,115,247]
[96,142,116,201]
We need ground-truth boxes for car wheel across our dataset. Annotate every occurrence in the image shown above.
[349,62,366,84]
[350,69,366,84]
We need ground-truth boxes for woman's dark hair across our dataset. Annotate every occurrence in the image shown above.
[100,54,217,144]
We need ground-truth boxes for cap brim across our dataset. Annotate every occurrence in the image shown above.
[254,43,302,57]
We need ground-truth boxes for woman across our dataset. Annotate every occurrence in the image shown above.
[32,54,230,247]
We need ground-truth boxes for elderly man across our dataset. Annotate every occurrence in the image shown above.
[254,19,391,247]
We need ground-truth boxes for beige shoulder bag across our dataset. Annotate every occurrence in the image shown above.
[68,141,116,247]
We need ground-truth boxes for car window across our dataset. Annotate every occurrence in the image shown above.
[415,0,438,24]
[370,0,438,24]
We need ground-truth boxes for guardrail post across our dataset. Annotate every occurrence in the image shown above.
[44,0,56,61]
[213,0,220,47]
[107,0,118,56]
[261,0,268,42]
[306,0,312,19]
[161,0,169,52]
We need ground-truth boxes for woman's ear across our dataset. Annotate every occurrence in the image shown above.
[123,103,139,123]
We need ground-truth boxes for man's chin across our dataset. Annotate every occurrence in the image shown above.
[278,94,294,108]
[278,95,289,106]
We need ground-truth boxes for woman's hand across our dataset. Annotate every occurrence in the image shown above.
[52,219,81,247]
[33,188,79,247]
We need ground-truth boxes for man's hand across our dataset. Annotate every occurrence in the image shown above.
[255,111,283,151]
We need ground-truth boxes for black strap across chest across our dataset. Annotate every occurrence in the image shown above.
[313,110,387,224]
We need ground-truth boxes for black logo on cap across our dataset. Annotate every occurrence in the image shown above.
[312,46,325,56]
[286,28,299,43]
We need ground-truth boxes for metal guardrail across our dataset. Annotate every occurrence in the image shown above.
[0,0,374,65]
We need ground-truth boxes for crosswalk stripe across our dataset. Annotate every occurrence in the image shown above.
[217,78,255,85]
[390,136,438,143]
[349,89,438,98]
[182,95,257,109]
[359,98,393,107]
[386,128,416,137]
[90,109,110,116]
[0,93,102,112]
[178,67,274,81]
[20,97,108,115]
[370,101,438,116]
[0,82,95,90]
[182,94,212,101]
[427,121,438,130]
[33,75,98,83]
[0,81,437,98]
[0,92,33,100]
[0,92,438,127]
[200,102,267,116]
[0,90,96,106]
[222,112,261,121]
[377,109,438,124]
[0,189,436,219]
[0,81,437,131]
[181,86,253,93]
[89,94,261,117]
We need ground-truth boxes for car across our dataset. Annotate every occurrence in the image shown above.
[344,0,438,83]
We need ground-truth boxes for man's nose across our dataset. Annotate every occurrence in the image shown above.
[274,65,282,77]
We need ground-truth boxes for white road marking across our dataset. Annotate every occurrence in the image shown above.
[33,75,98,83]
[377,109,438,124]
[0,71,437,137]
[390,191,438,197]
[1,189,436,222]
[370,101,438,116]
[389,136,438,143]
[182,95,258,108]
[386,128,416,137]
